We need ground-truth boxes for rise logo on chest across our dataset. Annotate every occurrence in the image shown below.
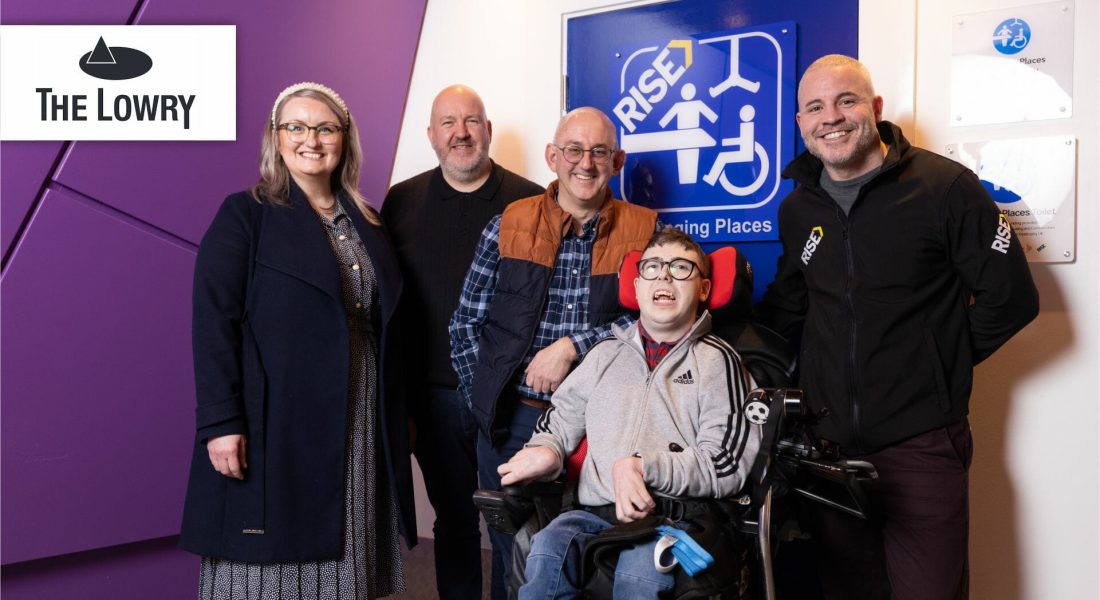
[801,226,824,265]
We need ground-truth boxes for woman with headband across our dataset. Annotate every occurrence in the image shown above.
[180,82,414,598]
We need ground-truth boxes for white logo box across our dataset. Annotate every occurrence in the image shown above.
[0,25,236,140]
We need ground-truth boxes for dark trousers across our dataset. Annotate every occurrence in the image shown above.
[812,419,972,600]
[477,402,543,600]
[413,386,483,600]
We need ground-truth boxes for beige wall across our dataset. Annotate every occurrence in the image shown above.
[392,2,1100,597]
[909,2,1099,598]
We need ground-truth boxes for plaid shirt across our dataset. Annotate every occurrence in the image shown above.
[449,211,645,406]
[637,322,680,371]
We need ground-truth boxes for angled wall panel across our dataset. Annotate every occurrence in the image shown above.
[1,187,196,563]
[2,537,198,600]
[55,0,430,244]
[0,0,135,24]
[1,143,64,255]
[0,0,428,596]
[0,0,137,258]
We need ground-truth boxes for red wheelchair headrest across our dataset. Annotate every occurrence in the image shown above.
[618,246,750,314]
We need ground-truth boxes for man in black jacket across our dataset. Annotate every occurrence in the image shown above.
[382,84,543,600]
[756,55,1038,599]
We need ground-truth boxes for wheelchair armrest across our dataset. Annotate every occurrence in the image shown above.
[474,480,572,535]
[473,489,533,535]
[505,480,567,498]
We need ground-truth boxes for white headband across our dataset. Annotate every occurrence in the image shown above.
[270,81,350,128]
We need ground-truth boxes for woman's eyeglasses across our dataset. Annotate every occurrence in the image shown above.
[276,121,345,143]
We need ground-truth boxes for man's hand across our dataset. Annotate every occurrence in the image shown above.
[207,434,247,480]
[499,446,560,486]
[524,337,578,394]
[612,455,654,522]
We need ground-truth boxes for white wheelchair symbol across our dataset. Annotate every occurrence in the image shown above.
[701,105,769,196]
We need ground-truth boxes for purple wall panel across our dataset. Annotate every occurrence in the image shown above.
[54,0,429,244]
[0,0,135,24]
[1,143,63,255]
[1,188,197,563]
[2,537,199,600]
[0,1,427,596]
[1,0,137,258]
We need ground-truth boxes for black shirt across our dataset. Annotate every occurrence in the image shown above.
[381,161,544,390]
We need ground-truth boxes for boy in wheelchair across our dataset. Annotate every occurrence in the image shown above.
[497,228,762,598]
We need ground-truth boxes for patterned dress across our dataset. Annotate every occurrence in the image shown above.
[199,202,405,599]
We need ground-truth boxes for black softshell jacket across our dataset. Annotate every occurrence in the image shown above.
[757,122,1038,454]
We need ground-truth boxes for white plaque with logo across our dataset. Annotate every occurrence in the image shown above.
[0,25,236,140]
[950,1,1074,126]
[946,135,1076,263]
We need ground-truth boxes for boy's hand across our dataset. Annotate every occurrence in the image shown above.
[612,455,654,522]
[499,446,560,485]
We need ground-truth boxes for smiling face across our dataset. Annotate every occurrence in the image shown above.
[634,242,712,343]
[795,63,884,180]
[276,96,344,185]
[428,86,492,187]
[546,108,625,213]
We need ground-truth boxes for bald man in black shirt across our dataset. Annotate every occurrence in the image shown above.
[382,85,543,600]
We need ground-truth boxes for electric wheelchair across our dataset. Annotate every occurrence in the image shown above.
[474,246,879,599]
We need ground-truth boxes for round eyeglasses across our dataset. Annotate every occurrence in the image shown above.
[552,144,615,165]
[637,257,703,281]
[276,121,345,143]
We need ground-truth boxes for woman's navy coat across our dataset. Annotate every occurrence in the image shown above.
[179,186,415,562]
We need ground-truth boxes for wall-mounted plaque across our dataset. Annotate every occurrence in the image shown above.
[951,1,1075,126]
[946,135,1076,263]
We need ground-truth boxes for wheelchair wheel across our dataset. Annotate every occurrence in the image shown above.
[716,142,769,196]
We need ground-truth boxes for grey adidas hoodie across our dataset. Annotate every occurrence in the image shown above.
[527,312,761,507]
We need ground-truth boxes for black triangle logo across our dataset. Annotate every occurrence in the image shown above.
[86,37,117,64]
[79,37,152,80]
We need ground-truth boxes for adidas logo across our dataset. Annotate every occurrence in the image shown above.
[672,369,694,385]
